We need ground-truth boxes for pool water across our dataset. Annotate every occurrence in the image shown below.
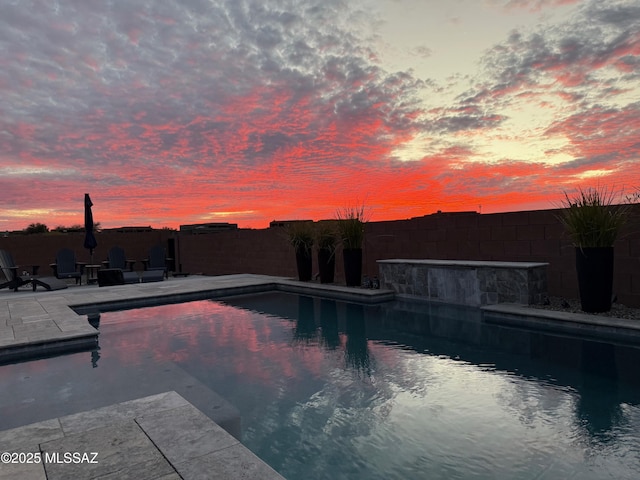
[1,291,639,479]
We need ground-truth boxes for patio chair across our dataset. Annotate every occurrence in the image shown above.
[0,249,67,292]
[103,246,139,284]
[51,248,83,285]
[142,244,168,281]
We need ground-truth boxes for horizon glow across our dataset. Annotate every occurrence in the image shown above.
[1,0,639,230]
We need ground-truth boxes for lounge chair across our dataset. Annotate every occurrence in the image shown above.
[142,244,168,282]
[0,249,67,292]
[51,248,83,285]
[103,246,139,284]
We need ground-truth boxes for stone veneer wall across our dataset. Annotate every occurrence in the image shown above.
[378,260,549,306]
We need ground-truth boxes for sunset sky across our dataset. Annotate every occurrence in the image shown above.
[1,0,639,230]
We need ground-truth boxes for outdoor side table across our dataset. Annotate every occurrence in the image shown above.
[85,264,101,285]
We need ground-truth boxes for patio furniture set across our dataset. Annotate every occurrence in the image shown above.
[0,245,170,292]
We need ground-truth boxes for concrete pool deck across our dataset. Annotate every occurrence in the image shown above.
[2,273,640,479]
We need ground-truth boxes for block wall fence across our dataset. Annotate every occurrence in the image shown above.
[2,205,639,306]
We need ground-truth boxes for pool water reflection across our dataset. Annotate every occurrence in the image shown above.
[0,292,639,479]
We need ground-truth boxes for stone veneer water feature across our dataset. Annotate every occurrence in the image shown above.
[378,259,548,306]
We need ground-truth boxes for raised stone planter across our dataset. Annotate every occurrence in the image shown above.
[378,259,548,306]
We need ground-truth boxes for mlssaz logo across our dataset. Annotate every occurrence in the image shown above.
[44,452,99,464]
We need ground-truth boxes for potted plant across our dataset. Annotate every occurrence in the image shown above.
[316,221,337,283]
[558,186,630,313]
[337,205,368,287]
[286,221,314,281]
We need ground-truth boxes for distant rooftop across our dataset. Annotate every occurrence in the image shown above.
[269,219,314,228]
[411,211,480,219]
[104,226,155,233]
[179,222,238,234]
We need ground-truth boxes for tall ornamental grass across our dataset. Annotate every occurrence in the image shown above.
[315,221,338,253]
[286,221,314,251]
[336,205,369,250]
[558,186,630,248]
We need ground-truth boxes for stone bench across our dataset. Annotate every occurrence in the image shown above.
[378,259,548,306]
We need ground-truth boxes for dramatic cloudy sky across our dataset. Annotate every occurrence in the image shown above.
[1,0,639,230]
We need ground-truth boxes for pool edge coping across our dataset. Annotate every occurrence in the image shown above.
[482,303,640,345]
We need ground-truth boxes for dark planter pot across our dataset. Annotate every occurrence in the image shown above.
[295,247,313,281]
[343,248,362,287]
[576,247,614,313]
[318,248,335,284]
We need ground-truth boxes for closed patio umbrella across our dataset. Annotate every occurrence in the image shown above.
[83,193,98,263]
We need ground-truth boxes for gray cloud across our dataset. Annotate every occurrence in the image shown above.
[479,0,640,95]
[498,0,581,13]
[424,0,639,140]
[430,105,507,134]
[0,0,425,173]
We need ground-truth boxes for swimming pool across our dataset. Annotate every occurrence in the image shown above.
[1,291,639,479]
